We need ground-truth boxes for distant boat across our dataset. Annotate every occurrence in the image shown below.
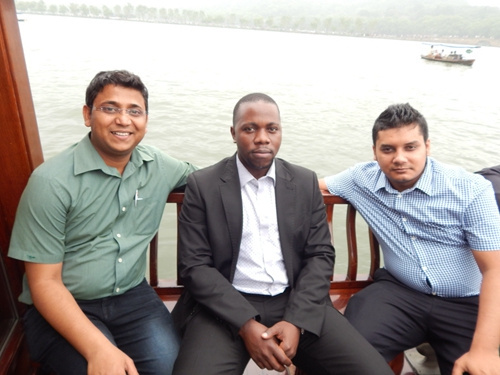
[17,13,26,21]
[421,43,480,66]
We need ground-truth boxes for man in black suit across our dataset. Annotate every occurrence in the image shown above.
[171,93,392,375]
[476,165,500,210]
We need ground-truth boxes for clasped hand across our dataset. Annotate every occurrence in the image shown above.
[239,319,300,372]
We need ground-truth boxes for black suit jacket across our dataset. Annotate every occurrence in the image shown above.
[476,165,500,210]
[172,155,335,337]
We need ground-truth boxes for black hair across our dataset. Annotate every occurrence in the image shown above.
[232,93,279,127]
[372,103,428,144]
[85,70,148,112]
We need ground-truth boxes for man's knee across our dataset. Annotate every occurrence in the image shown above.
[137,351,177,375]
[125,312,180,375]
[343,290,373,327]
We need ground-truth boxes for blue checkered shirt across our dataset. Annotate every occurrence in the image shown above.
[325,157,500,297]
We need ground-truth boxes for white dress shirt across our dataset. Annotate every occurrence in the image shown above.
[232,156,289,296]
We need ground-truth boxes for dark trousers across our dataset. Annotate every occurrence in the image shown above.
[24,279,180,375]
[344,268,479,375]
[173,289,393,375]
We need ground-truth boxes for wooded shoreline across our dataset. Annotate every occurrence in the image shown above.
[17,11,500,48]
[15,0,500,48]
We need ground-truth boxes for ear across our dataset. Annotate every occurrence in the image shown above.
[425,139,431,156]
[372,145,377,160]
[230,126,236,142]
[83,105,92,128]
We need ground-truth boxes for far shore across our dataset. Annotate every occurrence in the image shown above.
[370,35,500,48]
[18,12,500,48]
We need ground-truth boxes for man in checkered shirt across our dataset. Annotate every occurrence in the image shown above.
[319,103,500,375]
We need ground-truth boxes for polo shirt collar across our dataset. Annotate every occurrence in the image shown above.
[236,155,276,188]
[73,133,154,176]
[374,157,433,195]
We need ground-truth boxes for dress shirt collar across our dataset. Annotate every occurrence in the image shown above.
[374,157,433,196]
[236,154,276,188]
[74,133,154,177]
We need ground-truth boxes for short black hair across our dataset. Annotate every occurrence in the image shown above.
[85,70,148,112]
[232,93,279,127]
[372,103,428,145]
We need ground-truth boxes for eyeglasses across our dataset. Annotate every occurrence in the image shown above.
[92,106,147,117]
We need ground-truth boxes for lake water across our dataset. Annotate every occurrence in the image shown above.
[17,14,500,279]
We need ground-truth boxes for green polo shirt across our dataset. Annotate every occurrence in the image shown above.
[9,134,196,304]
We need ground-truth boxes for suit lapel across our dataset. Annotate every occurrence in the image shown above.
[220,155,244,282]
[275,159,296,285]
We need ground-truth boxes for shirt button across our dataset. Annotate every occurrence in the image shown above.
[116,287,120,292]
[422,266,428,271]
[402,217,407,222]
[398,194,402,198]
[411,236,416,240]
[118,258,123,263]
[122,207,126,212]
[117,234,121,238]
[432,292,437,296]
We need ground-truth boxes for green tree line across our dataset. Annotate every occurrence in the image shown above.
[15,0,500,42]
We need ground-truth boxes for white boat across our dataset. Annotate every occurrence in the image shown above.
[421,43,480,66]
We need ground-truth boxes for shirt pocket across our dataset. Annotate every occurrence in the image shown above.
[132,197,162,235]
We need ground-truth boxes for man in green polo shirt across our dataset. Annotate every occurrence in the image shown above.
[8,70,197,375]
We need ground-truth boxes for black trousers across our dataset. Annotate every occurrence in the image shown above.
[173,289,393,375]
[344,268,479,375]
